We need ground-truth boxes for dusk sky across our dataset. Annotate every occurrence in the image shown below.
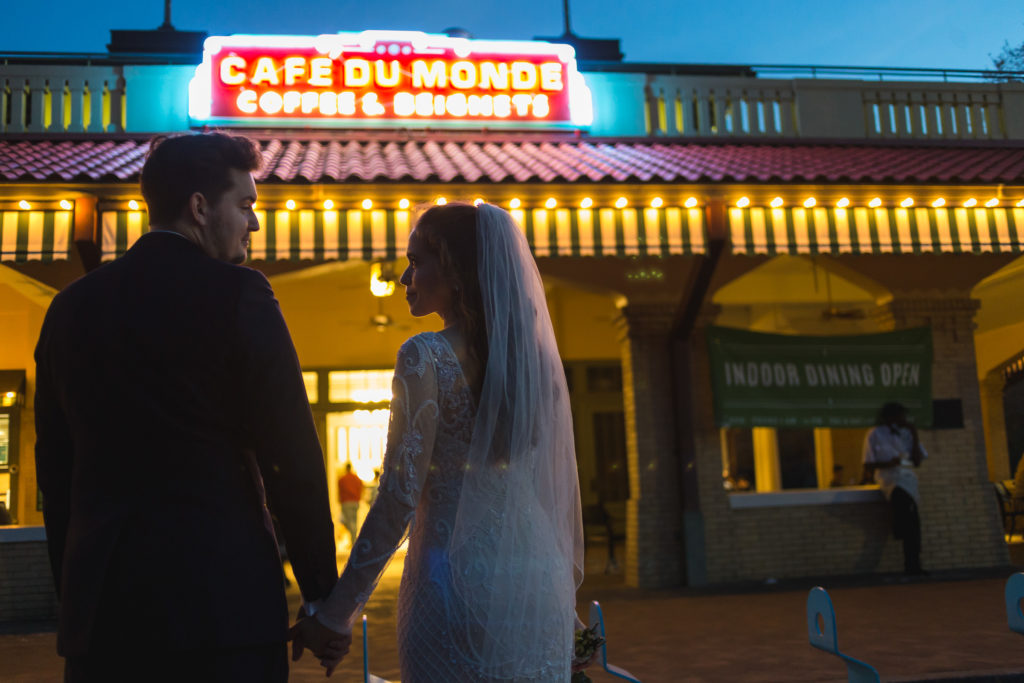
[2,0,1023,71]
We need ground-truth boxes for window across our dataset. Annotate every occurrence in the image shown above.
[721,426,872,492]
[0,414,8,467]
[328,369,393,404]
[0,414,9,514]
[302,372,319,404]
[777,429,817,489]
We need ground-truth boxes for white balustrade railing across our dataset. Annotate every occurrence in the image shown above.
[861,85,1004,139]
[645,76,797,136]
[640,75,1023,140]
[2,60,1024,141]
[2,65,125,134]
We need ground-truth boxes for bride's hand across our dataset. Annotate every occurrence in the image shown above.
[289,616,351,675]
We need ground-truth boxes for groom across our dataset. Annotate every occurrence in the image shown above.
[35,133,342,681]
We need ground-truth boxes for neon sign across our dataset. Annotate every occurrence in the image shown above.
[189,31,593,129]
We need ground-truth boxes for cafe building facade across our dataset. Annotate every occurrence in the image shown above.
[3,28,1024,613]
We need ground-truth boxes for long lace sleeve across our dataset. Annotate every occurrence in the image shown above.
[316,336,439,633]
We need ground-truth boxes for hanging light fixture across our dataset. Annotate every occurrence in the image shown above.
[370,262,396,297]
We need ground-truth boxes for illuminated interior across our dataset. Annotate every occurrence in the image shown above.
[327,409,390,483]
[325,369,394,480]
[0,414,9,514]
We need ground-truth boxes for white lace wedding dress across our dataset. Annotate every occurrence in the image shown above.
[316,331,572,681]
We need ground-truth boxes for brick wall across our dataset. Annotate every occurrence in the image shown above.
[0,528,57,623]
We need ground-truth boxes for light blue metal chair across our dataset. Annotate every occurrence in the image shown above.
[362,614,394,683]
[1006,572,1024,635]
[806,587,880,683]
[588,600,642,682]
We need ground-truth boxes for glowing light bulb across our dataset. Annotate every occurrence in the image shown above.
[963,198,977,208]
[322,199,334,210]
[544,197,557,209]
[932,198,945,208]
[900,198,914,208]
[18,200,30,210]
[398,198,410,210]
[803,197,816,208]
[362,199,373,210]
[509,198,521,209]
[985,198,1000,207]
[736,197,750,208]
[1017,199,1024,208]
[580,197,593,209]
[369,262,395,298]
[684,197,698,208]
[59,199,73,210]
[869,198,882,208]
[285,199,296,211]
[436,197,447,206]
[650,197,664,208]
[836,197,850,208]
[614,197,628,209]
[770,197,784,208]
[473,198,484,206]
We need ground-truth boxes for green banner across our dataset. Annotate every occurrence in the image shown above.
[706,326,933,428]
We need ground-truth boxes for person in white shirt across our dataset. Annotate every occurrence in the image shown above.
[862,402,928,576]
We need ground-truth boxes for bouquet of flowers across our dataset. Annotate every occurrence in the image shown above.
[571,623,605,683]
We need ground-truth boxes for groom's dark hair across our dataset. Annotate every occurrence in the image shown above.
[141,133,262,226]
[415,203,487,373]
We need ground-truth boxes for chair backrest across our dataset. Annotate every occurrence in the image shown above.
[806,587,880,683]
[588,600,642,683]
[995,481,1011,508]
[362,615,394,683]
[807,586,841,654]
[1006,573,1024,635]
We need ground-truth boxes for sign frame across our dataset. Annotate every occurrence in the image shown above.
[188,30,593,130]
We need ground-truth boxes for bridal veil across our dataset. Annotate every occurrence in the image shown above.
[448,204,585,678]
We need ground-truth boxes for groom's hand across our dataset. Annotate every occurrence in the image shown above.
[289,617,351,675]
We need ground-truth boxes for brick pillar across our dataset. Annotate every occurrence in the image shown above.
[677,304,722,586]
[615,301,682,588]
[875,297,1008,569]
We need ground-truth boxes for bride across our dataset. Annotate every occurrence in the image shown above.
[293,202,587,681]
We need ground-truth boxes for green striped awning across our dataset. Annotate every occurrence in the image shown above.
[0,211,73,262]
[101,210,150,261]
[729,207,1024,255]
[101,207,707,261]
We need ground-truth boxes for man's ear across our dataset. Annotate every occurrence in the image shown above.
[188,191,209,226]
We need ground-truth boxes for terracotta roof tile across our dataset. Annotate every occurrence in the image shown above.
[3,137,1024,185]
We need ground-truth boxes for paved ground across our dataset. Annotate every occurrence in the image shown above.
[3,546,1024,682]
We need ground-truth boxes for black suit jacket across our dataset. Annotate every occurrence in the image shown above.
[34,231,338,656]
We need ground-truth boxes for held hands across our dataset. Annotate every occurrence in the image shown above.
[289,616,351,677]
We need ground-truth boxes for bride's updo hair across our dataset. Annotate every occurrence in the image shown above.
[413,202,488,372]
